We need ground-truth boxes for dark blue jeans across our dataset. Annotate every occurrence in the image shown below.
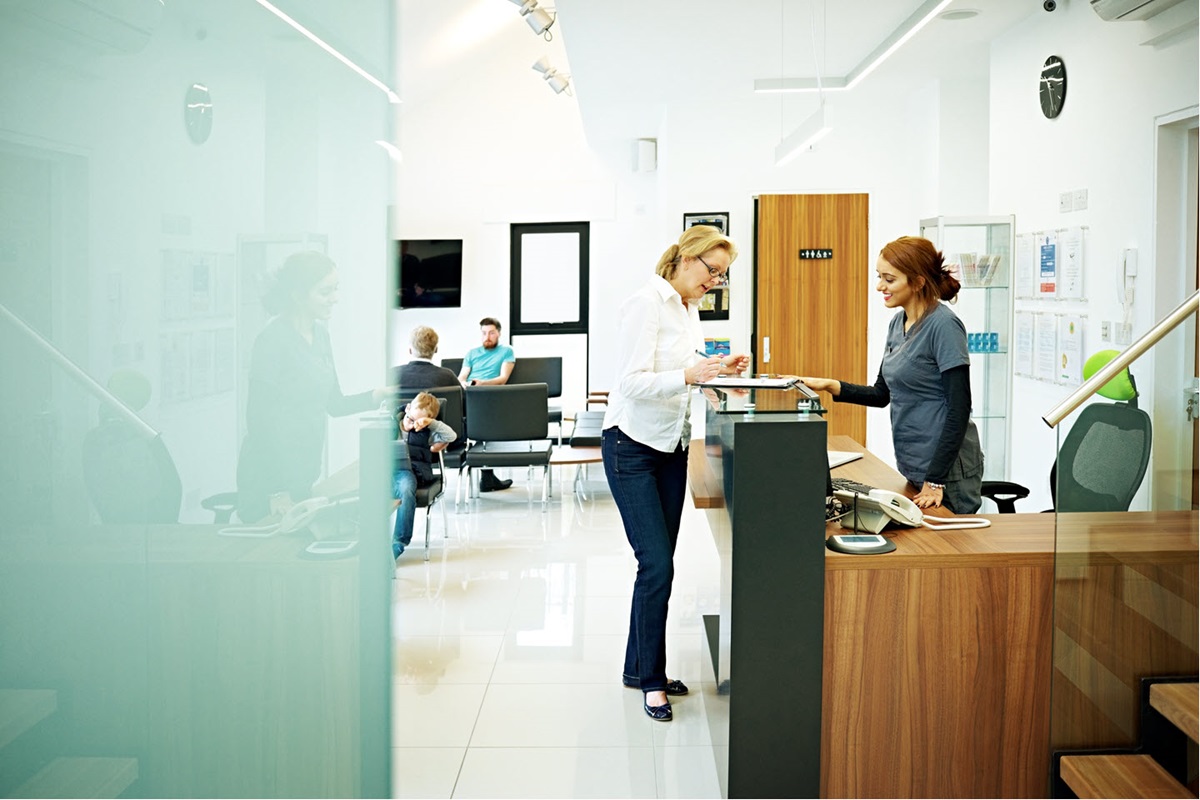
[602,426,688,694]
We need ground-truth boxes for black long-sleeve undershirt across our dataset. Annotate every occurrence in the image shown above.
[834,364,971,485]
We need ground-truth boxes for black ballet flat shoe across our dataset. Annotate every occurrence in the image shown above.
[643,699,673,721]
[623,678,689,696]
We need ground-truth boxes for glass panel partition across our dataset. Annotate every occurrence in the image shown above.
[1049,316,1199,794]
[0,1,394,796]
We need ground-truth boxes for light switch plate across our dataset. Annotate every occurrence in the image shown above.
[1059,192,1073,213]
[1100,321,1111,341]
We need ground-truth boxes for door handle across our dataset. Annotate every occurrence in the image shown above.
[763,336,770,363]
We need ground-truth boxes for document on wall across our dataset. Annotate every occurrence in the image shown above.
[1057,315,1085,385]
[1057,227,1085,300]
[1038,233,1058,298]
[1034,313,1059,382]
[1014,312,1035,377]
[1015,234,1035,298]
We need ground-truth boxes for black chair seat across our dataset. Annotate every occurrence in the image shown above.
[569,411,605,448]
[414,477,443,506]
[465,440,552,468]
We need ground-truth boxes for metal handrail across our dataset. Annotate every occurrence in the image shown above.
[1043,289,1199,428]
[0,301,158,440]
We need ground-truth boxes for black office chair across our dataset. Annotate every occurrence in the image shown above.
[81,415,239,524]
[509,357,564,442]
[397,389,464,559]
[981,352,1151,514]
[441,357,464,378]
[463,383,554,511]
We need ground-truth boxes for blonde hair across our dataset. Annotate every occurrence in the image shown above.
[409,326,439,359]
[405,391,440,419]
[655,225,738,279]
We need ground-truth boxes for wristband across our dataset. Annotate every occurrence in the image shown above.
[926,482,945,490]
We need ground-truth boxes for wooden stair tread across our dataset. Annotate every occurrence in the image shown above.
[0,689,57,750]
[1061,754,1192,799]
[6,756,138,799]
[1150,682,1199,743]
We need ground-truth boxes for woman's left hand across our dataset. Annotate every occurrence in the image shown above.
[721,354,751,375]
[912,484,943,509]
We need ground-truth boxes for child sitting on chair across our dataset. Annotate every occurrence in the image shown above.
[394,391,457,560]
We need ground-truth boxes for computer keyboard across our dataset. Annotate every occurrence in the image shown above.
[831,477,876,496]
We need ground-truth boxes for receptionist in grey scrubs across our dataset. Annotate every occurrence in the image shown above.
[799,235,984,513]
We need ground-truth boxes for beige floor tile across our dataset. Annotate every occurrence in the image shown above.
[654,745,723,799]
[392,683,487,747]
[453,747,657,799]
[470,683,653,748]
[393,635,502,685]
[391,747,464,799]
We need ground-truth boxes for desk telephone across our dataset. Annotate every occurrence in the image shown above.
[219,495,357,537]
[834,488,990,533]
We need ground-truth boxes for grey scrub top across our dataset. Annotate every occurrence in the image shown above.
[881,302,982,485]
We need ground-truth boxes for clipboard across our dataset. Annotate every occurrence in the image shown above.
[700,376,798,389]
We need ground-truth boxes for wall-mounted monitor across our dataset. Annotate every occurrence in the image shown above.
[397,239,463,309]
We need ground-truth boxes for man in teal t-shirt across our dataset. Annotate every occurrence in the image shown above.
[458,317,516,491]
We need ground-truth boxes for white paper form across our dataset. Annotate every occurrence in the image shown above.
[1058,315,1085,385]
[1057,227,1085,300]
[1034,313,1059,382]
[1014,312,1035,376]
[1038,233,1058,298]
[1015,234,1035,298]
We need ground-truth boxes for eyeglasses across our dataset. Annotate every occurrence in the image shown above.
[696,255,729,286]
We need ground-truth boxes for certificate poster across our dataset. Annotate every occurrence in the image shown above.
[1034,313,1059,382]
[1015,234,1035,298]
[1038,233,1058,298]
[1014,311,1035,376]
[1057,227,1085,300]
[1057,315,1084,385]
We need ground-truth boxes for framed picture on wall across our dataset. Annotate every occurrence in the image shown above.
[683,212,729,234]
[699,286,729,321]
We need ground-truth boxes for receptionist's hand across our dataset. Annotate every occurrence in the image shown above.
[912,483,944,509]
[797,376,841,396]
[721,354,750,375]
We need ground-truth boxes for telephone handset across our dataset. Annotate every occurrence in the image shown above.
[834,488,923,533]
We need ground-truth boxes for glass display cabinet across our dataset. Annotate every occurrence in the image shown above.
[919,215,1015,480]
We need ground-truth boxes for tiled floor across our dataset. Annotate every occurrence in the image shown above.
[392,460,723,799]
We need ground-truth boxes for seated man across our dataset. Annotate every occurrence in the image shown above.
[458,316,515,491]
[395,325,460,392]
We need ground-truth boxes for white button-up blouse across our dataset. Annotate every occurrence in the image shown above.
[602,274,705,453]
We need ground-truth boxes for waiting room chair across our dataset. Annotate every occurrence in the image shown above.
[463,383,554,511]
[398,387,464,557]
[509,356,563,442]
[981,351,1152,514]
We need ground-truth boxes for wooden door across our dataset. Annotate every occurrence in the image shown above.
[755,194,869,443]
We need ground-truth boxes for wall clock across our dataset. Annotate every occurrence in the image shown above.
[184,83,213,144]
[1039,56,1066,119]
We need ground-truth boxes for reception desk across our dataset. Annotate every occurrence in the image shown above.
[692,399,1198,798]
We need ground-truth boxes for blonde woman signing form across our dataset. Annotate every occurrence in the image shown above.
[799,236,984,514]
[602,225,749,722]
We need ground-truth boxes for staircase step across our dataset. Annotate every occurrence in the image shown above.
[1150,682,1199,743]
[1061,754,1191,799]
[0,690,57,750]
[5,756,138,798]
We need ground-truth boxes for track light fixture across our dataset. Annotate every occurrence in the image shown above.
[532,55,570,95]
[509,0,556,40]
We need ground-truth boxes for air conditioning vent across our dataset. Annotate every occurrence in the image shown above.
[1090,0,1188,21]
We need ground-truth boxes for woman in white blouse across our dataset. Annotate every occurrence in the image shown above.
[601,225,749,721]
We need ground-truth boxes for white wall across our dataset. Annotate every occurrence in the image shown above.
[990,0,1198,510]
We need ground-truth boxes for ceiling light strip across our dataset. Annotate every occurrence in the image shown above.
[775,104,832,166]
[253,0,401,103]
[754,0,953,94]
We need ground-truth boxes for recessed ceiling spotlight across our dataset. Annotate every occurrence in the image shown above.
[939,8,980,20]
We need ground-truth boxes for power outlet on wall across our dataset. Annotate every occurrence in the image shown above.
[1059,192,1073,213]
[1072,188,1088,210]
[1115,323,1133,346]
